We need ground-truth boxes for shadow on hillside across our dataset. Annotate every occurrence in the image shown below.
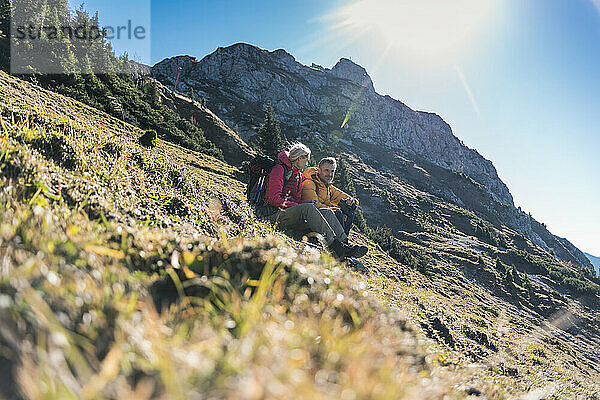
[0,353,20,400]
[149,269,211,312]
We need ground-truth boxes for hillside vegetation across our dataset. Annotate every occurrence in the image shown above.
[2,64,600,400]
[0,69,480,399]
[0,0,221,159]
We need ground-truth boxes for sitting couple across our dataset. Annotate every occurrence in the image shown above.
[262,142,367,260]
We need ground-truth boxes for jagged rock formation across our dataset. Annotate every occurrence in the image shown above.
[152,43,512,205]
[330,57,375,92]
[151,43,592,269]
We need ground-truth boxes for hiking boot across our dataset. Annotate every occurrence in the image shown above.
[345,244,368,259]
[328,239,349,260]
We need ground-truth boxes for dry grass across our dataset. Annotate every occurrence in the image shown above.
[1,70,599,399]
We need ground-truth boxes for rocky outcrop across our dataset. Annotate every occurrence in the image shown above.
[330,58,375,92]
[152,43,513,206]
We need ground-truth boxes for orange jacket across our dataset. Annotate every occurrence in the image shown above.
[301,167,354,209]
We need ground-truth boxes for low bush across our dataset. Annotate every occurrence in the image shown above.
[505,249,600,296]
[100,141,123,157]
[138,129,157,148]
[366,225,429,271]
[163,196,189,217]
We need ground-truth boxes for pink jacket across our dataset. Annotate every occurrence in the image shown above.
[265,151,303,208]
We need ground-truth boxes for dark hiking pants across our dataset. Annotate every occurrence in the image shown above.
[335,201,357,237]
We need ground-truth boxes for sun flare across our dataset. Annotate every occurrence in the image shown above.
[327,0,497,61]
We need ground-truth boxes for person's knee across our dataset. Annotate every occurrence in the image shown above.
[300,202,319,216]
[319,208,335,218]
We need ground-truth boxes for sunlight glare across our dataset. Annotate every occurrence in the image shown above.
[328,0,497,61]
[593,0,600,15]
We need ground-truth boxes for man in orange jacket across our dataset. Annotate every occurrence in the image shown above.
[301,157,358,237]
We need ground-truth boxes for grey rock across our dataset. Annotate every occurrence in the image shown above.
[330,58,375,92]
[153,43,513,206]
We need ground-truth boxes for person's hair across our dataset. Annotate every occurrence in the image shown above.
[288,142,311,162]
[318,157,337,169]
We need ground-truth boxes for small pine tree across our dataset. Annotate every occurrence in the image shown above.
[495,258,506,275]
[186,86,195,101]
[335,158,357,197]
[143,80,161,107]
[511,265,522,286]
[524,275,536,300]
[354,208,367,232]
[256,102,285,157]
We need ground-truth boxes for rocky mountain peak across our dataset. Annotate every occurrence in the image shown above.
[152,44,514,207]
[152,55,198,79]
[330,57,375,91]
[215,42,264,58]
[205,43,298,69]
[166,55,198,67]
[271,48,297,66]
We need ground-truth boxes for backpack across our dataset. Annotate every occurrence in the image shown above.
[246,155,292,216]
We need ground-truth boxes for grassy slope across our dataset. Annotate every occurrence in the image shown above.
[1,71,599,399]
[0,71,465,399]
[341,150,600,397]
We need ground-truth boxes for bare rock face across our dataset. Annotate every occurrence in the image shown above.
[330,58,375,92]
[153,43,513,206]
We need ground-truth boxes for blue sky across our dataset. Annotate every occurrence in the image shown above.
[72,0,599,256]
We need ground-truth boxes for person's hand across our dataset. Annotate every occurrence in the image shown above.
[345,197,355,206]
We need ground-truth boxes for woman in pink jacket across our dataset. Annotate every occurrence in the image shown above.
[264,143,367,260]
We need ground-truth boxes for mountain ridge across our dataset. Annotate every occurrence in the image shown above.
[152,43,513,206]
